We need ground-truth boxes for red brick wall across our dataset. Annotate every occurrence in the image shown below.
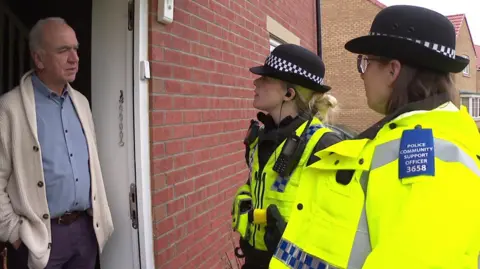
[148,1,318,268]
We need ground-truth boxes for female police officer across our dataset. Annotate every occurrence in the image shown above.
[231,44,343,269]
[270,5,480,269]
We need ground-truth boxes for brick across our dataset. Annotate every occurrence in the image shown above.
[173,152,194,168]
[155,247,176,268]
[174,179,195,197]
[151,143,165,159]
[153,205,167,221]
[152,174,166,191]
[165,140,184,155]
[166,198,185,216]
[155,217,175,237]
[152,186,174,206]
[152,157,174,173]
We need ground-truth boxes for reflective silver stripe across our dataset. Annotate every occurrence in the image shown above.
[347,171,371,269]
[370,137,480,268]
[247,144,257,183]
[371,138,480,177]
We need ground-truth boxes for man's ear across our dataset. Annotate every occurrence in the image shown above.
[32,51,45,70]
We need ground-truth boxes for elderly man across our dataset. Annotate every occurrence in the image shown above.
[0,17,113,269]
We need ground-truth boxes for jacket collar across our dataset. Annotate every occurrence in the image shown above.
[356,93,451,140]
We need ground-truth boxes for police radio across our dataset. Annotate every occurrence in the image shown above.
[272,118,313,177]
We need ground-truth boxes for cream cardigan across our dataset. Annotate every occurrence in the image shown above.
[0,71,114,269]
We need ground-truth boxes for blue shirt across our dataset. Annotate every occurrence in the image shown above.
[32,74,91,218]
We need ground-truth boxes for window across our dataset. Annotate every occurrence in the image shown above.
[462,55,470,76]
[461,97,470,111]
[269,35,285,52]
[460,93,480,119]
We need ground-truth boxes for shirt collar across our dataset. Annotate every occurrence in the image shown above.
[31,73,69,98]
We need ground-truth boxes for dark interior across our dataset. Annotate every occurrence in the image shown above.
[1,0,100,267]
[1,0,92,102]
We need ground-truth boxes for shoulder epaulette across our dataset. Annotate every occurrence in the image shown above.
[244,119,260,146]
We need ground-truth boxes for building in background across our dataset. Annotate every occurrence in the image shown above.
[321,0,479,131]
[475,45,480,92]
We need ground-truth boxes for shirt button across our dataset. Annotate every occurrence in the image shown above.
[65,130,68,133]
[70,154,73,157]
[33,146,39,152]
[358,158,364,164]
[297,203,303,210]
[96,223,99,228]
[42,214,49,220]
[37,181,44,187]
[389,123,397,129]
[334,160,340,165]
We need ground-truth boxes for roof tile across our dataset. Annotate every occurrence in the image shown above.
[447,14,465,37]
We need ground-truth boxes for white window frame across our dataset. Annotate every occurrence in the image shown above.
[462,55,470,76]
[460,93,480,119]
[269,35,285,52]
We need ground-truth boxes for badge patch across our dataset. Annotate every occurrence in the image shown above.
[398,127,435,179]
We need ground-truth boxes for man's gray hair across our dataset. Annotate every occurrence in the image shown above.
[29,17,67,53]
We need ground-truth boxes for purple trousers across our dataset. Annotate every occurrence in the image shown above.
[7,214,99,269]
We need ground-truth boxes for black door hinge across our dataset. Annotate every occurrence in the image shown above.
[129,183,138,229]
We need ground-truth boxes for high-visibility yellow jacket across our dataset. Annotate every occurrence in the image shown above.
[232,117,336,252]
[270,102,480,269]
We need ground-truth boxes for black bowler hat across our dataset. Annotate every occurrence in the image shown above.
[345,5,469,73]
[249,44,331,93]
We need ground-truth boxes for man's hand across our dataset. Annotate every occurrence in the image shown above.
[12,239,21,250]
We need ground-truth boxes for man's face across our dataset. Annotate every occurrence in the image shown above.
[33,23,79,84]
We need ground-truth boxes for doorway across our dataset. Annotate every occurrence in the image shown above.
[0,0,142,268]
[2,0,92,102]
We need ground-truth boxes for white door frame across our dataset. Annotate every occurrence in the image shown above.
[91,0,153,267]
[132,0,155,268]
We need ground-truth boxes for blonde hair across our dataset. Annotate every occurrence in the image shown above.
[293,85,338,124]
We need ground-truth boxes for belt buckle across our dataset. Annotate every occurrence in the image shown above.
[58,212,72,225]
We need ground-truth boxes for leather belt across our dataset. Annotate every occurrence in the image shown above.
[52,211,87,225]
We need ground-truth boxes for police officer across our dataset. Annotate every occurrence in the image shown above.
[231,44,344,269]
[270,5,480,269]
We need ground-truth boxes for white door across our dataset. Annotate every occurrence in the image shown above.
[91,0,141,268]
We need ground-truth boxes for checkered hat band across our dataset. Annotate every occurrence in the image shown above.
[369,32,456,59]
[265,54,325,85]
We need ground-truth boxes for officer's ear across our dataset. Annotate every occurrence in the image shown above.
[284,86,296,101]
